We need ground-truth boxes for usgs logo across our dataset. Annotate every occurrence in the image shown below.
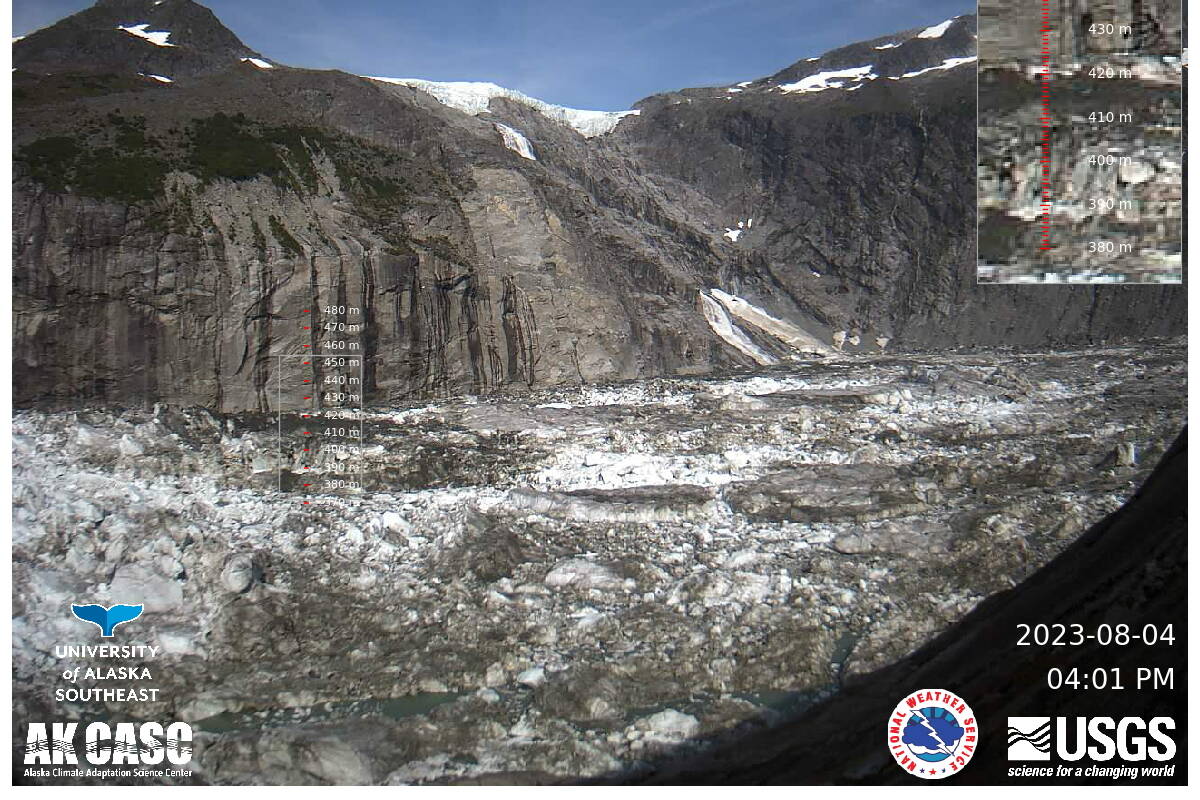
[1008,717,1175,762]
[24,721,193,765]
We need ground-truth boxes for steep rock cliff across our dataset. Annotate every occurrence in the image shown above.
[12,3,1185,410]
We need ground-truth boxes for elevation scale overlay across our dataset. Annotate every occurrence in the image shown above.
[977,0,1184,284]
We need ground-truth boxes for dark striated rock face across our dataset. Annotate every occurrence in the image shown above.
[12,4,1186,410]
[13,69,723,408]
[615,15,1184,348]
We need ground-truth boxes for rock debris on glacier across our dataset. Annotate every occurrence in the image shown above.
[11,341,1184,784]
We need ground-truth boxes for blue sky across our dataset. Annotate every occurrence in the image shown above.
[13,0,974,109]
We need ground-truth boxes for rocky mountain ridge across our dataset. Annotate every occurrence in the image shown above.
[13,0,268,78]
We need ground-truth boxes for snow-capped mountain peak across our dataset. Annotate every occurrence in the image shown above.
[14,0,267,79]
[748,14,976,98]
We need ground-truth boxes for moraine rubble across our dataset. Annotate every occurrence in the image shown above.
[12,341,1185,784]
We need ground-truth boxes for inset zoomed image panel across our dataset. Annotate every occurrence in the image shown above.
[978,0,1184,283]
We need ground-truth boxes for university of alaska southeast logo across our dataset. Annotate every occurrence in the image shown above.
[71,604,143,637]
[887,689,978,779]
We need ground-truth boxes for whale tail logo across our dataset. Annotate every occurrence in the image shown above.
[71,604,144,637]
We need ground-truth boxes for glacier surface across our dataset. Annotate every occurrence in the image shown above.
[367,77,639,137]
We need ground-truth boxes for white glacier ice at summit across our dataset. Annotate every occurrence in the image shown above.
[779,65,875,93]
[365,78,640,137]
[117,23,176,47]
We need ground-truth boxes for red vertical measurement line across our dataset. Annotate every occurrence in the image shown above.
[1039,2,1051,249]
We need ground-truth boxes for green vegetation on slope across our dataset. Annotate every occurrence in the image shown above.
[17,113,169,202]
[18,108,417,215]
[12,72,147,106]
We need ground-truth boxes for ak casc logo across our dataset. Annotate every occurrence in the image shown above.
[71,604,143,637]
[887,689,978,779]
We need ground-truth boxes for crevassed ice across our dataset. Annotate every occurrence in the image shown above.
[117,23,175,47]
[779,65,875,93]
[241,57,274,69]
[917,18,956,38]
[890,56,977,80]
[493,122,536,160]
[366,78,639,137]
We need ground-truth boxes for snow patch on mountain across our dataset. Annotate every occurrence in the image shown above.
[139,73,173,83]
[917,18,956,38]
[366,78,639,137]
[241,57,274,69]
[874,42,899,49]
[709,289,833,356]
[779,65,875,94]
[891,56,977,80]
[494,123,536,160]
[723,218,755,240]
[117,23,176,47]
[699,292,776,366]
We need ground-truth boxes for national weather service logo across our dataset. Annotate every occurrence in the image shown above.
[887,689,978,779]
